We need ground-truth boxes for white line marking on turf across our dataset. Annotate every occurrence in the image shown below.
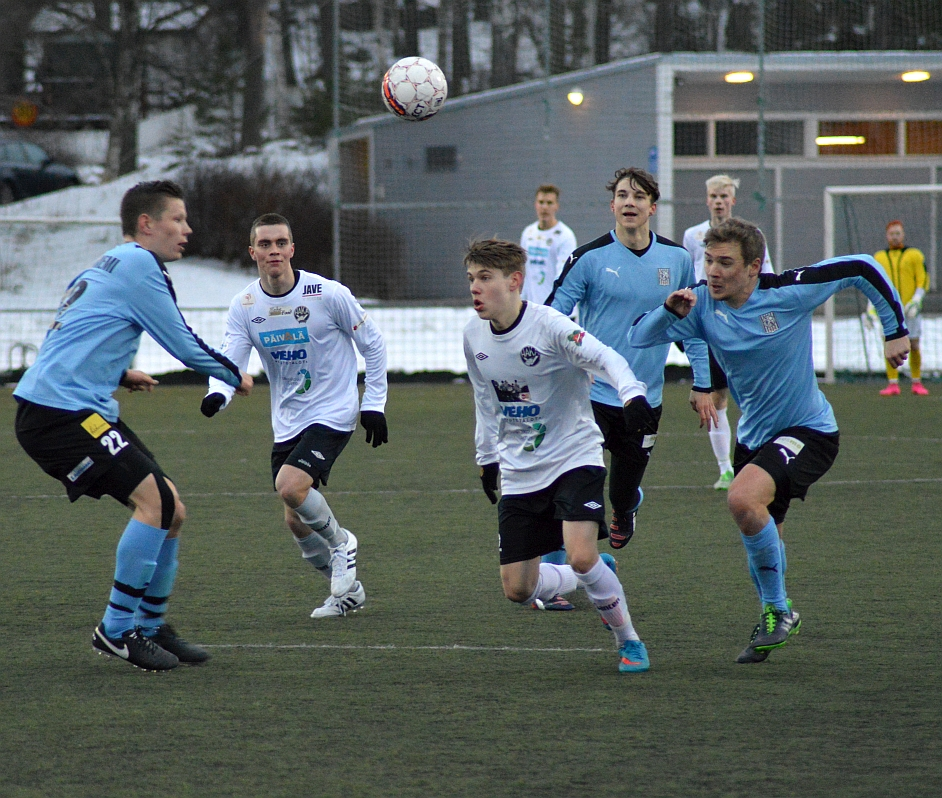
[202,643,609,653]
[9,476,942,501]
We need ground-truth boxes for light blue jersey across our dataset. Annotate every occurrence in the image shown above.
[627,255,907,449]
[15,242,241,420]
[548,231,709,407]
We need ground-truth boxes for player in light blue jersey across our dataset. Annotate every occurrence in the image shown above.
[14,180,253,671]
[628,218,909,664]
[548,167,710,549]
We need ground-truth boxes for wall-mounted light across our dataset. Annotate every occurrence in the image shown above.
[724,71,754,84]
[901,71,930,83]
[815,136,866,146]
[567,87,584,106]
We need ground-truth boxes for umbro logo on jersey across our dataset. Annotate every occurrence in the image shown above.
[584,501,602,510]
[475,352,488,360]
[251,317,265,324]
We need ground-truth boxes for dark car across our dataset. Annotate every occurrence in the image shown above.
[0,139,80,204]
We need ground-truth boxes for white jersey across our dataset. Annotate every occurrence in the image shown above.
[464,302,645,495]
[520,220,577,304]
[209,270,387,443]
[683,219,774,282]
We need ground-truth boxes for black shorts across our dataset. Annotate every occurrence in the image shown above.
[14,399,168,504]
[271,424,353,489]
[734,426,840,524]
[591,401,663,458]
[497,465,606,565]
[708,348,728,392]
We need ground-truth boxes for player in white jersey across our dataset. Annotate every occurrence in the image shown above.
[202,214,388,619]
[682,175,775,491]
[463,239,653,673]
[630,218,909,663]
[519,184,578,305]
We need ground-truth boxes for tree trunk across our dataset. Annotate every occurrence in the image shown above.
[105,1,142,179]
[399,0,419,56]
[452,0,471,94]
[594,0,611,64]
[548,0,564,75]
[655,0,673,52]
[241,0,267,150]
[491,0,517,88]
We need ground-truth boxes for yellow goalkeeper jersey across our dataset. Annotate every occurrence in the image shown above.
[874,247,929,304]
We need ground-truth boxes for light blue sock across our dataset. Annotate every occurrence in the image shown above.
[541,548,567,566]
[137,536,180,635]
[102,520,167,637]
[741,518,788,612]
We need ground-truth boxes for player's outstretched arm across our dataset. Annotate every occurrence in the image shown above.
[885,335,911,369]
[665,288,696,317]
[120,369,158,393]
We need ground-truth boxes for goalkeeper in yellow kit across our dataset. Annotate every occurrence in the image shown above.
[867,220,930,395]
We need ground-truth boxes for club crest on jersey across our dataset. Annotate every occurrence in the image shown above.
[760,312,779,333]
[241,293,254,306]
[567,330,585,346]
[302,283,323,297]
[658,268,670,286]
[520,346,541,367]
[269,306,292,317]
[294,306,310,323]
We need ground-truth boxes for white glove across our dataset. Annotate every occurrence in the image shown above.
[861,304,879,331]
[905,299,922,319]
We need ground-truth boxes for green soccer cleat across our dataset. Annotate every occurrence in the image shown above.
[618,639,650,673]
[713,470,734,490]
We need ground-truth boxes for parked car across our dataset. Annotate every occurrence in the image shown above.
[0,139,80,204]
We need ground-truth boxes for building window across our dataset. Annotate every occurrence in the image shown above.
[674,122,707,156]
[817,121,897,155]
[426,146,457,172]
[716,121,757,155]
[765,121,804,155]
[907,121,942,155]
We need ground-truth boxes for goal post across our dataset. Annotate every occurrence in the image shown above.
[822,183,941,383]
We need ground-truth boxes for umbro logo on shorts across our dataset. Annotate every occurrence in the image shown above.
[584,501,602,510]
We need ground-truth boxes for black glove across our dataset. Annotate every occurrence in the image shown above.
[200,392,226,418]
[623,396,658,436]
[480,462,500,504]
[360,411,388,448]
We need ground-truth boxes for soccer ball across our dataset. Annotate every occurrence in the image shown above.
[381,57,448,121]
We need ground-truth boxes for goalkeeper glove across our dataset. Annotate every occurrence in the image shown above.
[200,393,226,418]
[480,462,500,504]
[623,396,658,436]
[905,288,924,320]
[360,410,388,448]
[861,303,879,331]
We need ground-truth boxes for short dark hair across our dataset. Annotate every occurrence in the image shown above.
[703,217,767,267]
[606,167,659,203]
[250,213,293,245]
[120,180,185,237]
[464,239,527,278]
[535,184,560,199]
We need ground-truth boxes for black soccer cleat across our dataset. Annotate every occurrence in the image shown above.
[753,604,801,651]
[609,489,643,549]
[92,625,179,671]
[735,623,770,664]
[149,623,211,664]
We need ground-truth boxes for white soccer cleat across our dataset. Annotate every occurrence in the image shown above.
[311,581,366,618]
[328,529,358,597]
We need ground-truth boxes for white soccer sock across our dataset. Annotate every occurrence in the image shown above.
[295,530,331,576]
[295,489,345,548]
[577,557,639,644]
[709,407,733,474]
[524,563,578,604]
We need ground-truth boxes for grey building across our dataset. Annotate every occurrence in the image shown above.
[335,51,942,301]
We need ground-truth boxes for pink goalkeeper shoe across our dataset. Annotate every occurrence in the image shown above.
[880,383,901,396]
[912,382,930,396]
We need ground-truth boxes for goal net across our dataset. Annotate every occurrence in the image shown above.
[823,183,941,383]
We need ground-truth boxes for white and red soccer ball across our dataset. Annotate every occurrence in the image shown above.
[382,57,448,121]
